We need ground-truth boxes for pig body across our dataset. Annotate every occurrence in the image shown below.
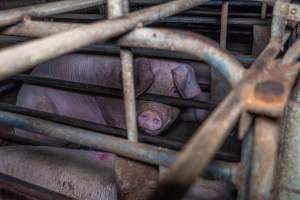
[15,54,203,144]
[0,146,119,200]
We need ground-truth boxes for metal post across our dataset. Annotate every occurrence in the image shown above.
[108,0,139,142]
[220,1,229,49]
[248,118,280,199]
[276,79,300,199]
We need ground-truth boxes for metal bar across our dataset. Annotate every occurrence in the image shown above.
[271,0,290,39]
[0,0,210,81]
[148,39,284,200]
[118,28,245,86]
[275,101,300,200]
[276,78,300,200]
[0,102,239,161]
[261,2,268,19]
[11,74,216,110]
[121,50,139,142]
[0,110,177,167]
[282,36,300,64]
[1,21,256,65]
[0,109,239,183]
[0,172,75,200]
[130,0,275,6]
[0,0,47,10]
[220,1,229,49]
[50,14,271,26]
[108,0,138,142]
[0,0,105,28]
[248,118,279,199]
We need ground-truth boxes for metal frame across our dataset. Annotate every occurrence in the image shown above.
[0,0,298,200]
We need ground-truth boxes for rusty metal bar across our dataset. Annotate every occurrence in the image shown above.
[276,78,300,200]
[0,0,210,81]
[0,0,105,28]
[148,38,285,200]
[0,172,75,200]
[108,0,139,142]
[220,1,229,49]
[248,118,280,199]
[1,20,245,85]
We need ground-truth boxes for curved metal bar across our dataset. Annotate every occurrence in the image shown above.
[119,28,245,86]
[3,20,245,86]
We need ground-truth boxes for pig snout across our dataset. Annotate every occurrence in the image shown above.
[138,110,163,132]
[137,101,179,135]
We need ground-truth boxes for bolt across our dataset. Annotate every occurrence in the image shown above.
[291,8,298,15]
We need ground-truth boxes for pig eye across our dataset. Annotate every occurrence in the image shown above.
[173,89,178,94]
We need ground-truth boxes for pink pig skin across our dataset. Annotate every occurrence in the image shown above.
[15,54,204,144]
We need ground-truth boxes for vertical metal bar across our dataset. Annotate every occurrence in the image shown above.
[121,50,139,142]
[271,0,290,39]
[220,1,229,49]
[237,129,254,200]
[276,78,300,200]
[108,0,138,142]
[261,2,268,19]
[249,118,279,199]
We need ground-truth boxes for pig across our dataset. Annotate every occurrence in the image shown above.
[0,146,119,200]
[0,146,233,200]
[14,54,202,145]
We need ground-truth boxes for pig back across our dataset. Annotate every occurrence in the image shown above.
[0,146,119,200]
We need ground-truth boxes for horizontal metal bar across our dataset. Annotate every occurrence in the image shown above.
[0,34,256,66]
[51,14,271,26]
[0,172,74,200]
[11,74,215,110]
[0,0,105,27]
[0,0,210,81]
[130,0,275,6]
[0,110,240,183]
[0,102,239,161]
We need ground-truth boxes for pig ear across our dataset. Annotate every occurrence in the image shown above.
[172,64,202,99]
[134,59,154,96]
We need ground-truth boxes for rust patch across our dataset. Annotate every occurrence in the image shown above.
[255,81,284,102]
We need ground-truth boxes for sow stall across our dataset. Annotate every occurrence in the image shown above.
[0,0,298,199]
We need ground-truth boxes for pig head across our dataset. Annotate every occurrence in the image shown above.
[134,58,202,135]
[15,54,202,145]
